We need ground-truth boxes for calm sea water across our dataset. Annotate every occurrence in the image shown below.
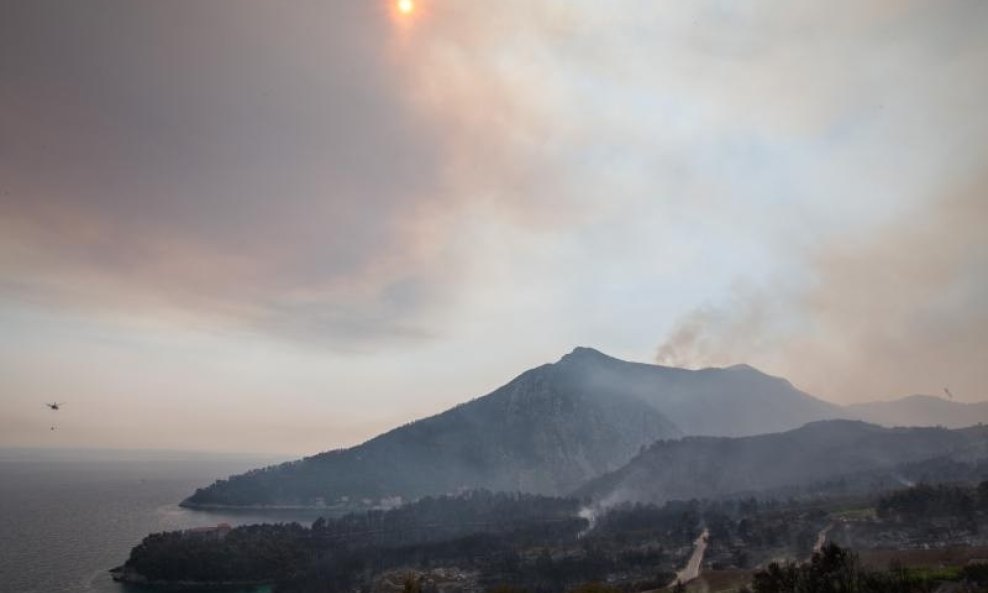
[0,448,328,593]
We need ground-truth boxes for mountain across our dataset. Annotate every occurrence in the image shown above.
[576,420,988,506]
[554,348,843,437]
[846,394,988,429]
[184,351,681,507]
[184,348,845,508]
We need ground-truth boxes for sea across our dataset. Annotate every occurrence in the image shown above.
[0,448,332,593]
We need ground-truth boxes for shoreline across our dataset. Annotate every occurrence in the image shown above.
[180,501,327,511]
[178,500,374,513]
[110,565,273,591]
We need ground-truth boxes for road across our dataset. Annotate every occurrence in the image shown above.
[811,523,834,557]
[668,528,709,588]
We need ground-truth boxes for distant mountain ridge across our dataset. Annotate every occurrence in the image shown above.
[183,347,843,508]
[846,394,988,429]
[576,420,988,506]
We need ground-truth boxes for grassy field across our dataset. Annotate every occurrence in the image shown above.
[831,507,877,521]
[676,569,752,593]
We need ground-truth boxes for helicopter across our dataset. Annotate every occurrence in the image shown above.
[45,402,64,411]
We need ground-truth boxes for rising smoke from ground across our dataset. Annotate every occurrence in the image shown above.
[657,176,988,404]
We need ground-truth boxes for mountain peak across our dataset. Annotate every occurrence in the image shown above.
[726,363,758,372]
[567,346,606,357]
[558,346,618,365]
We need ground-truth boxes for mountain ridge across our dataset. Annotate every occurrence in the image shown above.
[183,347,845,508]
[575,419,988,506]
[183,349,681,507]
[846,394,988,429]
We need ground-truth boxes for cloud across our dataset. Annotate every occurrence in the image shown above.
[0,0,459,346]
[411,0,988,403]
[2,0,986,387]
[791,177,988,402]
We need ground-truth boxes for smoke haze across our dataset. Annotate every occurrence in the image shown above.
[1,0,985,452]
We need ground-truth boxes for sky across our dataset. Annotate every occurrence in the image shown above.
[1,0,985,455]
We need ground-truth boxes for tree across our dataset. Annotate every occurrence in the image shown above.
[402,575,421,593]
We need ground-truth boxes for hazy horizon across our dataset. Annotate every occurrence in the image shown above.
[2,0,985,455]
[3,345,983,456]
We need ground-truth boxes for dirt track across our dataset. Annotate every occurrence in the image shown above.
[668,528,709,588]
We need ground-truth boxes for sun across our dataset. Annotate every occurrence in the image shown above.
[396,0,414,15]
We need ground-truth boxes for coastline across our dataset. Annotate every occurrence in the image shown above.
[179,501,329,511]
[110,565,273,591]
[178,499,376,514]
